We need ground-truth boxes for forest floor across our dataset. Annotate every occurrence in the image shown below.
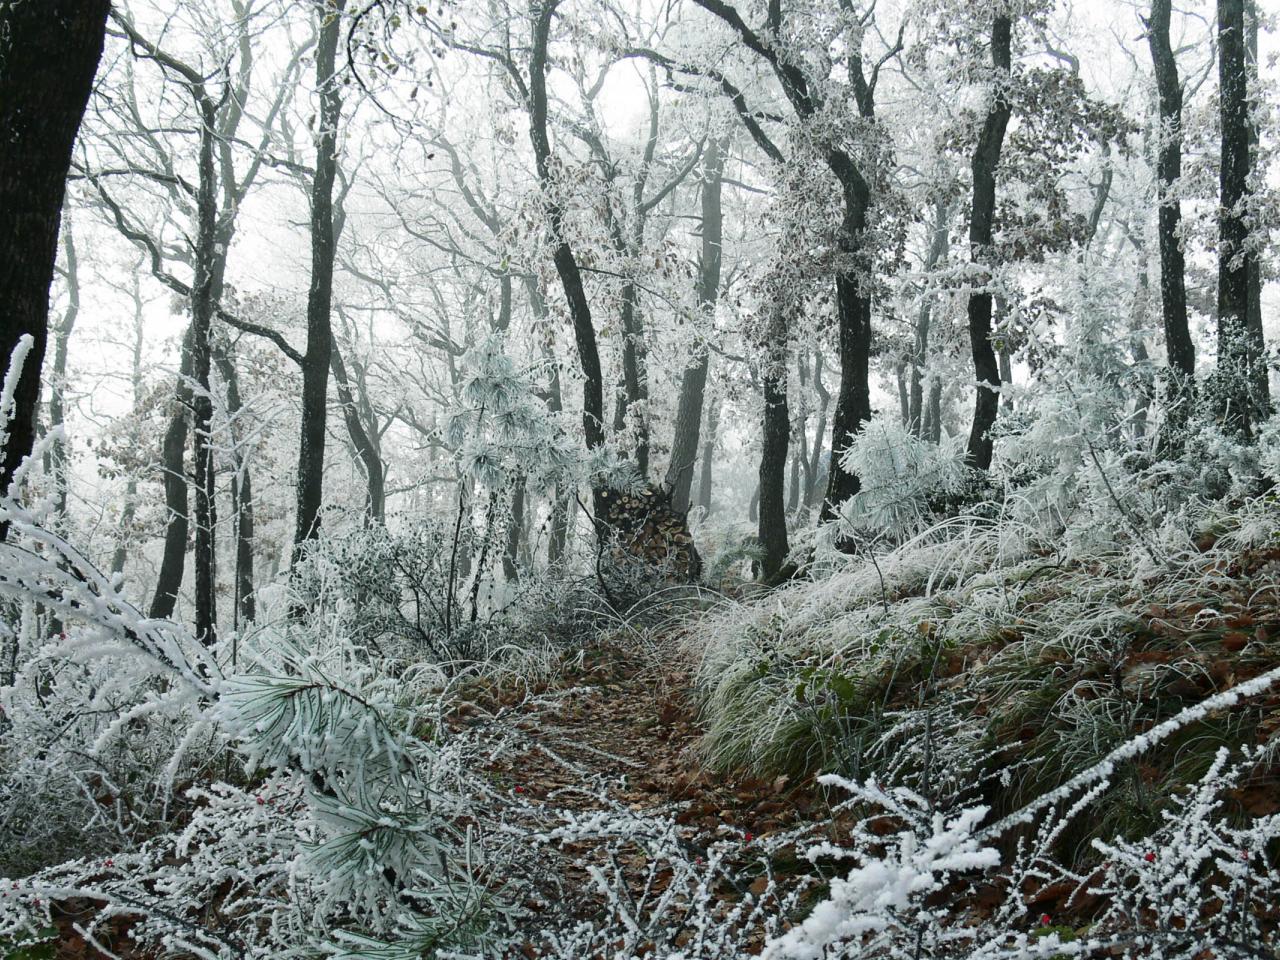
[45,631,832,959]
[446,634,839,953]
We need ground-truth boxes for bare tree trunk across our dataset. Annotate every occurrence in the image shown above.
[1245,0,1263,399]
[529,0,605,486]
[697,393,719,515]
[1146,0,1196,444]
[758,306,790,581]
[503,475,525,581]
[331,342,386,522]
[965,14,1013,472]
[0,0,108,540]
[909,201,949,435]
[924,378,943,445]
[111,284,145,578]
[895,357,909,427]
[213,344,256,626]
[805,352,830,506]
[1215,0,1268,434]
[150,333,192,621]
[664,137,725,512]
[191,97,219,646]
[820,178,874,519]
[293,0,346,558]
[46,227,80,522]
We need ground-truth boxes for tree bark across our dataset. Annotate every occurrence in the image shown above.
[0,0,108,538]
[758,307,790,582]
[910,200,949,436]
[1215,0,1268,434]
[293,0,346,559]
[665,138,725,513]
[697,393,719,516]
[331,343,386,523]
[503,475,526,581]
[150,333,193,621]
[191,97,219,646]
[1146,0,1196,442]
[819,163,874,519]
[111,284,145,579]
[965,14,1013,472]
[213,344,256,627]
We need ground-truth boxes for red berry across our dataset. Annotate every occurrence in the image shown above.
[744,831,754,842]
[1144,852,1156,863]
[1039,913,1051,926]
[514,785,525,794]
[255,795,265,805]
[104,858,113,867]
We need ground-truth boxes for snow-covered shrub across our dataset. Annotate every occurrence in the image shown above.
[836,414,968,539]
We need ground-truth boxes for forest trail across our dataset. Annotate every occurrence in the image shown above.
[449,636,831,947]
[456,638,823,841]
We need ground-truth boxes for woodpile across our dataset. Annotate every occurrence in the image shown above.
[597,486,702,582]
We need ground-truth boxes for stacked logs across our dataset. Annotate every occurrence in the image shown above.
[596,486,702,582]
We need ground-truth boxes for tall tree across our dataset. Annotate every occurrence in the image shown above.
[681,0,901,522]
[294,0,348,558]
[965,13,1013,472]
[0,0,109,537]
[758,305,790,581]
[1215,0,1268,436]
[45,227,81,522]
[1145,0,1195,442]
[664,137,726,513]
[528,0,609,521]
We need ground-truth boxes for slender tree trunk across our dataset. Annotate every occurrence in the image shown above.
[924,378,943,444]
[820,172,873,519]
[759,307,790,581]
[965,14,1013,471]
[1131,261,1153,442]
[529,0,605,484]
[787,438,801,514]
[618,283,650,475]
[697,393,718,515]
[213,345,256,626]
[0,0,108,538]
[293,0,346,559]
[910,202,949,436]
[1216,0,1268,434]
[191,97,219,646]
[1147,0,1196,443]
[112,287,145,578]
[46,227,80,522]
[895,358,909,427]
[331,343,386,522]
[150,332,192,621]
[1245,0,1262,390]
[503,476,525,581]
[665,137,725,513]
[806,352,830,504]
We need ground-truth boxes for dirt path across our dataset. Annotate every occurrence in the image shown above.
[449,639,830,953]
